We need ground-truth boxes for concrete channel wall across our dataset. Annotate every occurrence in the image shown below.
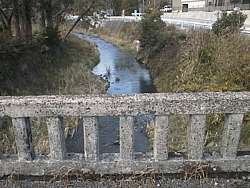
[0,92,250,177]
[162,10,250,26]
[104,12,250,34]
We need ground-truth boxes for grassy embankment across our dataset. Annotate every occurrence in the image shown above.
[93,21,250,153]
[90,21,139,53]
[0,35,105,96]
[146,31,250,152]
[0,33,106,155]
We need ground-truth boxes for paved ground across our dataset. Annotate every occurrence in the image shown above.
[1,177,250,188]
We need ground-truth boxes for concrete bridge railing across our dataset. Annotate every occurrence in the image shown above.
[0,92,250,176]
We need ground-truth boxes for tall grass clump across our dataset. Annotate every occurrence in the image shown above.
[138,10,250,153]
[138,10,186,61]
[93,21,139,49]
[0,35,106,155]
[212,11,247,35]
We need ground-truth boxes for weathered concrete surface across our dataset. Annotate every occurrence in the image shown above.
[120,116,134,161]
[187,115,206,160]
[83,117,99,161]
[1,155,250,176]
[12,117,34,161]
[0,92,250,179]
[47,117,66,160]
[154,115,169,161]
[221,114,244,159]
[162,10,250,26]
[0,92,250,117]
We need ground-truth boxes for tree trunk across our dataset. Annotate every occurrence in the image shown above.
[39,0,46,33]
[7,10,13,35]
[64,1,95,41]
[13,0,21,38]
[23,0,32,39]
[0,8,12,37]
[45,0,54,31]
[20,1,25,37]
[20,0,32,40]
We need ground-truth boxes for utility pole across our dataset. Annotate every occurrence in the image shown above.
[138,0,141,12]
[142,0,145,12]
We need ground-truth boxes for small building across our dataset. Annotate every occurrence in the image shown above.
[172,0,250,11]
[181,0,206,11]
[172,0,206,11]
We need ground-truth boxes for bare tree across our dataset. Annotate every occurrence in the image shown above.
[0,0,13,36]
[13,0,21,38]
[64,0,96,40]
[20,0,32,40]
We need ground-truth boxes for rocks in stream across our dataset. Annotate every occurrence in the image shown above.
[115,77,120,82]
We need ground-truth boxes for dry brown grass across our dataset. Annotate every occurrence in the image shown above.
[143,32,250,153]
[153,31,250,93]
[0,35,106,155]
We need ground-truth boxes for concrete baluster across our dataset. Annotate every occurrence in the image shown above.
[221,114,244,159]
[154,115,169,161]
[83,117,99,161]
[187,115,206,160]
[12,117,34,161]
[120,116,134,161]
[47,117,66,160]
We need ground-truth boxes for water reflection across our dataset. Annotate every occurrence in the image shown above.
[70,33,155,154]
[77,34,155,95]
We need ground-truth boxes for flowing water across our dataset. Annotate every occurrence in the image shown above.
[85,35,155,94]
[68,33,155,154]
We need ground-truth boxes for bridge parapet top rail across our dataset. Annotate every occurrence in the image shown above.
[0,92,250,176]
[1,92,250,117]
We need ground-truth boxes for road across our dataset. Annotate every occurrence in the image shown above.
[105,15,250,35]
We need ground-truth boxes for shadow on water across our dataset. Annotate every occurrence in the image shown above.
[66,33,156,154]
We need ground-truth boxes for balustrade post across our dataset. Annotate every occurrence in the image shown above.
[47,117,66,160]
[120,116,134,161]
[154,115,169,161]
[187,115,206,160]
[221,114,244,159]
[83,117,99,161]
[12,117,34,161]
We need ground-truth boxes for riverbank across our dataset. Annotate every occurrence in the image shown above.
[90,21,139,54]
[90,19,250,153]
[0,34,106,96]
[0,34,107,154]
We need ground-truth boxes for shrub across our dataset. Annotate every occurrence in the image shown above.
[44,28,61,46]
[174,32,250,92]
[138,10,166,56]
[212,11,247,35]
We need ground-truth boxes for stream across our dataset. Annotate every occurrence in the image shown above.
[67,33,155,154]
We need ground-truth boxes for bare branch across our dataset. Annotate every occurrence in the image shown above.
[0,7,8,24]
[63,1,95,41]
[8,9,13,25]
[54,7,68,19]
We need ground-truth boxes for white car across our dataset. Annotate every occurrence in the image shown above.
[160,5,172,13]
[233,7,240,12]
